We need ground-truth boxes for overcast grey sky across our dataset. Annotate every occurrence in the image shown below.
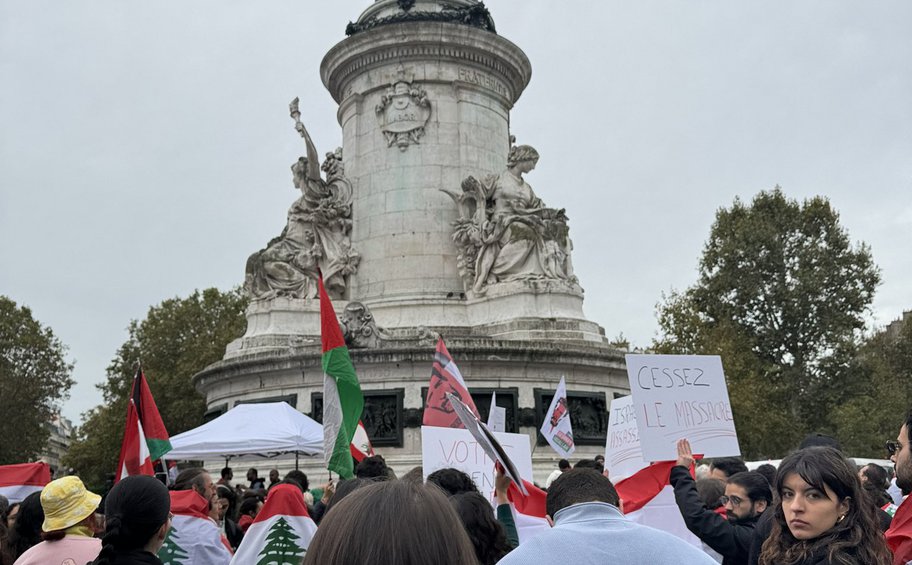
[2,1,909,424]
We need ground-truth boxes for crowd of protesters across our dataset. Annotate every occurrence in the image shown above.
[1,410,911,565]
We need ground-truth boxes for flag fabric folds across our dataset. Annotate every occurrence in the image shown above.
[230,483,318,564]
[159,490,232,565]
[130,367,172,461]
[319,275,364,479]
[505,478,551,543]
[0,462,50,503]
[116,398,155,482]
[350,420,374,462]
[423,338,479,428]
[540,376,575,457]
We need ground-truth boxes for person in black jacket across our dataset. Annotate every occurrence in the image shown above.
[671,438,772,565]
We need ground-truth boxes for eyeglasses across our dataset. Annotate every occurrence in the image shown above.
[886,440,902,457]
[719,495,745,507]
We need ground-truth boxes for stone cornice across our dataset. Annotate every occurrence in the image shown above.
[320,21,532,105]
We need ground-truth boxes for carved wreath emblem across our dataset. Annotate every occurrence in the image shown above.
[375,76,431,151]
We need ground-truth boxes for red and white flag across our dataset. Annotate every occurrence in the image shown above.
[350,420,374,462]
[540,376,575,458]
[230,483,317,564]
[0,462,50,503]
[159,490,232,565]
[423,338,479,428]
[116,398,155,482]
[505,478,551,543]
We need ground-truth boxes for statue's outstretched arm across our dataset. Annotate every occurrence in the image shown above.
[289,97,322,182]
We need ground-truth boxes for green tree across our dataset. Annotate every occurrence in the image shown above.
[0,297,74,464]
[64,288,247,490]
[257,517,305,565]
[654,188,880,458]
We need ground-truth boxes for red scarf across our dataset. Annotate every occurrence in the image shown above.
[886,496,912,565]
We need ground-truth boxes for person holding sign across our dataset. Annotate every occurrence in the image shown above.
[671,439,771,565]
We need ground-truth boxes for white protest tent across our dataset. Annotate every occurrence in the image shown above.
[162,402,323,462]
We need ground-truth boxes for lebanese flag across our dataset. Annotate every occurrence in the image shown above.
[0,462,50,503]
[350,420,374,462]
[230,483,317,564]
[505,479,551,543]
[115,398,155,482]
[423,338,479,428]
[130,366,172,461]
[159,490,232,565]
[319,275,364,479]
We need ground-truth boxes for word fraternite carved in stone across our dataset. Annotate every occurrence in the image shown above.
[244,99,360,301]
[375,68,431,151]
[442,141,578,294]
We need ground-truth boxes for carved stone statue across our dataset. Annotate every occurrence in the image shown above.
[443,141,577,294]
[340,302,390,348]
[244,99,360,300]
[375,68,431,151]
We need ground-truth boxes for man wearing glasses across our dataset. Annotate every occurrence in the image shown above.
[670,438,772,565]
[886,411,912,565]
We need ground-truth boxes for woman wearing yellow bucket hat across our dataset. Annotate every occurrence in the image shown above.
[12,476,101,565]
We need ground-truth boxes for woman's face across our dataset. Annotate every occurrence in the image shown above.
[780,472,849,540]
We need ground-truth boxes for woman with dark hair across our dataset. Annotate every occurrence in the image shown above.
[759,447,892,565]
[5,495,40,562]
[449,492,512,565]
[89,475,171,565]
[304,480,478,565]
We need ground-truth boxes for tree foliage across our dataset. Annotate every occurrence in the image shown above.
[64,288,247,490]
[654,189,881,458]
[0,296,74,464]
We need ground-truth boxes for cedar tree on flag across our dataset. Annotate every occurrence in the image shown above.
[229,483,318,564]
[350,420,374,463]
[116,398,155,482]
[319,275,364,479]
[131,366,172,461]
[423,338,479,428]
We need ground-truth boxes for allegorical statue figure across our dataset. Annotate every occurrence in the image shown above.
[443,140,577,294]
[245,98,360,300]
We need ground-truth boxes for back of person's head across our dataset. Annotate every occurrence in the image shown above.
[355,455,393,480]
[728,471,773,505]
[449,491,511,565]
[798,432,842,452]
[304,480,478,565]
[7,492,43,560]
[0,494,8,520]
[760,446,891,565]
[546,469,619,518]
[573,459,602,471]
[695,478,726,509]
[400,466,424,483]
[426,468,478,495]
[238,495,263,518]
[755,464,777,488]
[220,467,232,480]
[283,470,309,492]
[172,467,208,493]
[558,459,570,470]
[861,464,889,490]
[324,478,375,516]
[40,476,101,541]
[710,457,748,479]
[91,476,170,565]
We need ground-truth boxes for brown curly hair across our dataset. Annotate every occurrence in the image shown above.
[759,447,891,565]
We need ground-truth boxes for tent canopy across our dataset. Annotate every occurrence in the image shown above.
[163,402,323,461]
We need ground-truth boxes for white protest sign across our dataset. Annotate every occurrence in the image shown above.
[487,391,506,433]
[626,354,739,461]
[421,427,533,493]
[604,395,646,482]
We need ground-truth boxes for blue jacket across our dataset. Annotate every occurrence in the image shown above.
[496,502,718,565]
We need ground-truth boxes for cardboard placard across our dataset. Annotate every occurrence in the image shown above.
[421,426,533,494]
[604,395,645,482]
[626,354,740,461]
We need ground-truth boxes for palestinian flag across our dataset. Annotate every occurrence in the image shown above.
[0,462,50,503]
[319,275,363,479]
[230,483,317,564]
[116,398,155,482]
[159,490,233,565]
[423,338,479,428]
[131,366,172,461]
[350,420,374,462]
